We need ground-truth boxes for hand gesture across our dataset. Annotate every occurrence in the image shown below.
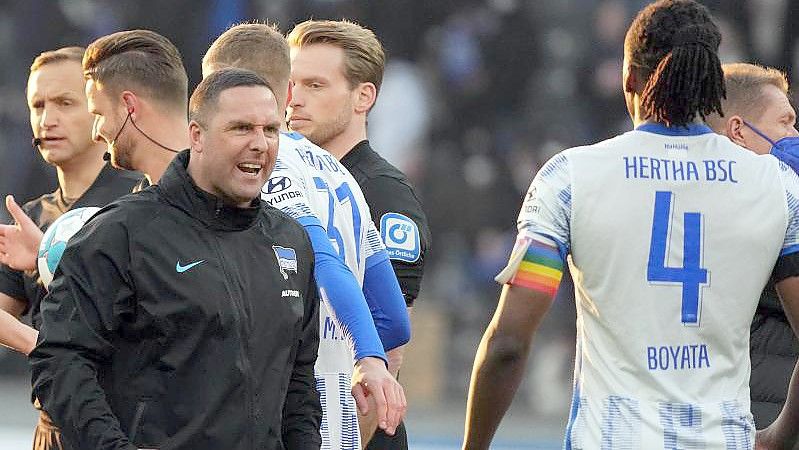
[0,195,42,271]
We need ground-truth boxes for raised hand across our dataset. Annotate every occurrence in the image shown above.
[0,195,42,271]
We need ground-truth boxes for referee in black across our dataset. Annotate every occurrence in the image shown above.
[0,46,140,450]
[287,19,431,449]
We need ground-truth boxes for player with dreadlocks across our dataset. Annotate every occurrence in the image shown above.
[463,0,799,448]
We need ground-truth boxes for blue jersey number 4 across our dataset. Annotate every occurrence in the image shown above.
[647,191,708,325]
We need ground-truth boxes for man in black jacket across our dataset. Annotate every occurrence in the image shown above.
[30,68,322,450]
[706,62,799,432]
[287,20,431,449]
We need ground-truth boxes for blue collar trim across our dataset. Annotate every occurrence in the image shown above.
[281,131,305,141]
[635,122,714,136]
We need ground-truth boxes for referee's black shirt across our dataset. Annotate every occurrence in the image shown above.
[340,140,430,306]
[0,163,140,328]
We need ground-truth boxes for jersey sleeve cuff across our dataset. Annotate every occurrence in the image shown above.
[354,351,389,366]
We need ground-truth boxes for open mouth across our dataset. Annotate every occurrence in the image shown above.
[237,162,262,175]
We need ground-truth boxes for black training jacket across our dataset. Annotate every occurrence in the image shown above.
[30,150,321,450]
[750,281,799,429]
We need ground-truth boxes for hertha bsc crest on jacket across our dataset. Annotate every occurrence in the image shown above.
[273,245,298,279]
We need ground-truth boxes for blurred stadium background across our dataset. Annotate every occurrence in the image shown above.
[0,0,796,448]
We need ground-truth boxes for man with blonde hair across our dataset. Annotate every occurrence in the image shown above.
[706,63,798,155]
[287,19,431,449]
[706,62,799,434]
[204,22,411,449]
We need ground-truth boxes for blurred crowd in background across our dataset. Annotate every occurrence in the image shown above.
[0,0,797,424]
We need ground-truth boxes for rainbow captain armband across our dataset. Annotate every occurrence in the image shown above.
[495,235,564,296]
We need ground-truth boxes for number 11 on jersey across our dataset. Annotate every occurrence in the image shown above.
[647,191,709,325]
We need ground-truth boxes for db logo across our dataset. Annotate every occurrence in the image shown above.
[380,213,420,263]
[389,222,413,244]
[264,176,292,194]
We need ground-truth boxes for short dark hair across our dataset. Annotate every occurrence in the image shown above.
[189,68,273,126]
[84,29,188,112]
[30,46,85,72]
[625,0,726,126]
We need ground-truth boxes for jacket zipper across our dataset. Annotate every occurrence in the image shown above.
[129,399,148,444]
[211,233,256,450]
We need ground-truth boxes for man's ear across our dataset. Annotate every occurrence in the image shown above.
[624,66,637,95]
[726,115,747,147]
[188,120,204,152]
[120,91,138,118]
[353,82,377,114]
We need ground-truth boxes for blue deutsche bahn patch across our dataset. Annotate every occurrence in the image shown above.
[380,212,420,263]
[272,245,298,279]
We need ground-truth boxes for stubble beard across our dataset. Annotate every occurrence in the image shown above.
[303,103,353,150]
[110,136,136,171]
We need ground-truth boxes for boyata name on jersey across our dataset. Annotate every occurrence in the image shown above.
[624,155,738,183]
[647,343,711,371]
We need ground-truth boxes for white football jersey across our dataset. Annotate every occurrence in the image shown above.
[262,131,385,450]
[517,124,799,449]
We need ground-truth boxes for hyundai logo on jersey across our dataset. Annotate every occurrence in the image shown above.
[272,245,298,279]
[264,176,292,194]
[380,212,421,263]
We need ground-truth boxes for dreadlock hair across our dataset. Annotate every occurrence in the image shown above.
[625,0,726,127]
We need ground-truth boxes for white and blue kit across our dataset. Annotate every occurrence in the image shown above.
[262,132,410,450]
[517,123,799,449]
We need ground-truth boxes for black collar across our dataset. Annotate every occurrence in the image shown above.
[340,139,372,167]
[157,150,261,231]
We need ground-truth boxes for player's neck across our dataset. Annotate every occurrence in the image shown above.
[146,115,189,155]
[135,116,189,184]
[631,96,647,128]
[325,121,367,161]
[631,97,706,129]
[135,148,175,185]
[56,149,107,200]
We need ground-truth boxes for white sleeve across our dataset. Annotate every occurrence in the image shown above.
[516,152,572,258]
